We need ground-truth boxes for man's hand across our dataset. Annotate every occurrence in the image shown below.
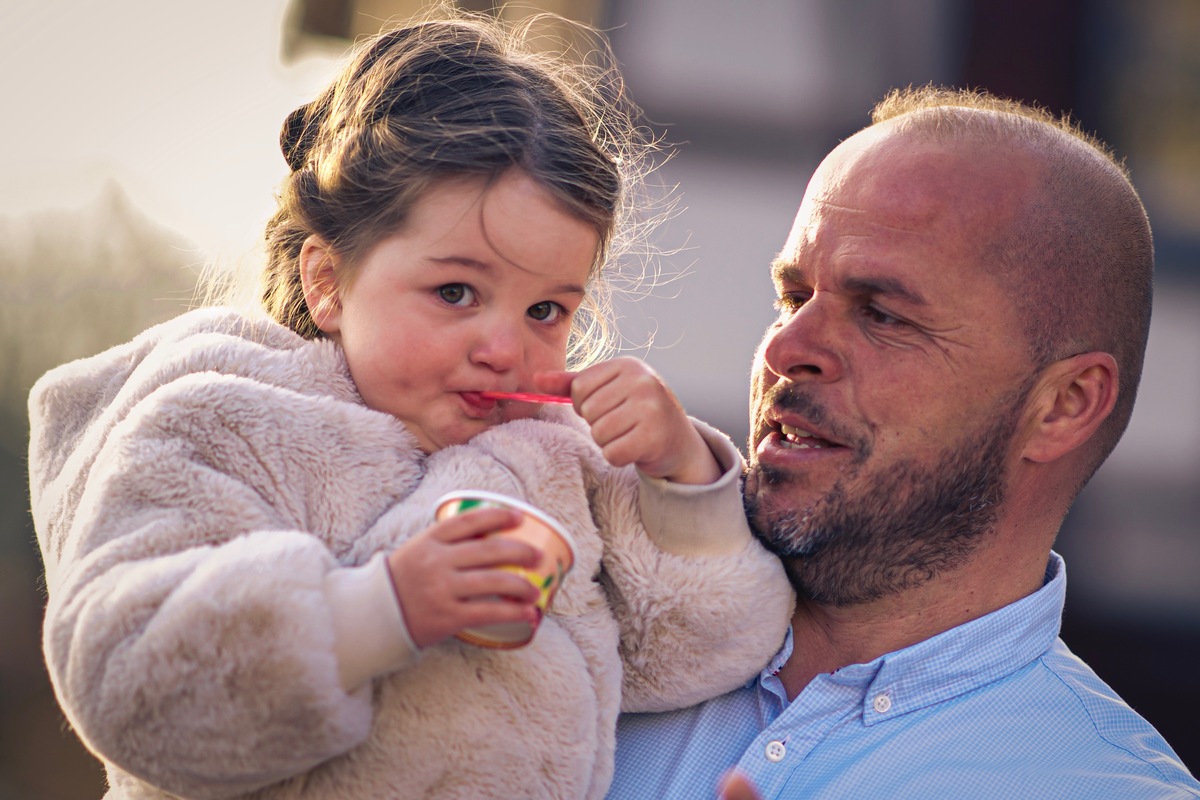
[387,507,541,648]
[534,357,721,485]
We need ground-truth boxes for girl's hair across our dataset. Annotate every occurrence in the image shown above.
[258,8,662,366]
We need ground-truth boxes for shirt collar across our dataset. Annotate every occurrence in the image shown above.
[758,552,1067,724]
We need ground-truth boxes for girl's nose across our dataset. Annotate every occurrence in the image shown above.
[469,319,524,372]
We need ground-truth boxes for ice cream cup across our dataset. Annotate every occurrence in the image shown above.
[434,490,576,649]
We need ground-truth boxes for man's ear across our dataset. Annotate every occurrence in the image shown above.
[1021,352,1119,464]
[299,235,342,334]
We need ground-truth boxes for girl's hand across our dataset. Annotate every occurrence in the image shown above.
[387,507,542,649]
[534,357,721,485]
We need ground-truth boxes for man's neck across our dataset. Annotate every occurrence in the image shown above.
[776,543,1047,700]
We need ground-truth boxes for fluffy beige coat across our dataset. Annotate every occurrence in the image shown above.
[29,308,792,800]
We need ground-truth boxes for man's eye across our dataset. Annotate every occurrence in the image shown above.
[864,305,902,326]
[774,292,807,314]
[437,284,474,305]
[528,301,563,322]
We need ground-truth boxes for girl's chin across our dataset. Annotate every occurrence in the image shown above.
[502,406,541,423]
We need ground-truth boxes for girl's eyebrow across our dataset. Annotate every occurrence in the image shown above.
[551,284,588,297]
[428,255,492,271]
[428,256,586,296]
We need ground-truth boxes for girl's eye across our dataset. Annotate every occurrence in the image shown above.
[437,284,474,306]
[527,301,563,322]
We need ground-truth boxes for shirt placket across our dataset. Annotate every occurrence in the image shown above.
[735,671,869,798]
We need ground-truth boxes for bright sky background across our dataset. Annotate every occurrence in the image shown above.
[0,0,341,261]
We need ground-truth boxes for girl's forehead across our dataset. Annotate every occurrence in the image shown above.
[476,171,600,283]
[352,170,597,294]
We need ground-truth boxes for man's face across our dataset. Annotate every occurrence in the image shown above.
[744,124,1041,605]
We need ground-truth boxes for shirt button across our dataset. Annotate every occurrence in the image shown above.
[872,693,892,713]
[765,740,786,762]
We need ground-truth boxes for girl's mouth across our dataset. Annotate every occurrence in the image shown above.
[459,392,499,415]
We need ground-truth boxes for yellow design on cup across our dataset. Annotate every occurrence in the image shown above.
[434,490,576,649]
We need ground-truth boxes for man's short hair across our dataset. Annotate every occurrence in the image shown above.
[870,85,1154,486]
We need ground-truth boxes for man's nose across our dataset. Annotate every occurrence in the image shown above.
[760,298,845,383]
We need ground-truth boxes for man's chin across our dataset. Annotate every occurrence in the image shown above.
[743,482,819,559]
[745,463,826,516]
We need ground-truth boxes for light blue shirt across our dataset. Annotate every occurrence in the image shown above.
[608,553,1199,799]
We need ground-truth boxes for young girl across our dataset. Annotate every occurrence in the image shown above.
[28,12,791,800]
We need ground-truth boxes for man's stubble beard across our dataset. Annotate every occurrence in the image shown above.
[744,388,1026,607]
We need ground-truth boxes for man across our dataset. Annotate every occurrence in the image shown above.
[607,86,1199,799]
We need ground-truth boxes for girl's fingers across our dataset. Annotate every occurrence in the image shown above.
[574,383,625,423]
[430,507,522,543]
[531,370,576,398]
[455,569,541,604]
[454,597,540,631]
[577,357,660,396]
[573,362,674,429]
[585,410,639,451]
[461,536,541,570]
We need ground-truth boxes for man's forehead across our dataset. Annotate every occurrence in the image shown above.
[781,129,1035,262]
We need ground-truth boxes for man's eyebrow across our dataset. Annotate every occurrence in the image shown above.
[770,260,928,306]
[770,259,802,284]
[843,275,928,306]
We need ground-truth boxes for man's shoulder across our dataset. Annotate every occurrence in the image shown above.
[1019,639,1199,791]
[795,647,1200,798]
[881,638,1198,795]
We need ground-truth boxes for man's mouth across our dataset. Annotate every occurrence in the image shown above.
[779,423,838,450]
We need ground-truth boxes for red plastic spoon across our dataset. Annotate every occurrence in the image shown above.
[480,391,573,405]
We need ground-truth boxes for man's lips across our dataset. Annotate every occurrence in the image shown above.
[754,416,848,464]
[777,422,840,450]
[753,385,862,464]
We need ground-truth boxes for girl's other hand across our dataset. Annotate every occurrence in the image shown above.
[387,507,541,648]
[535,358,721,485]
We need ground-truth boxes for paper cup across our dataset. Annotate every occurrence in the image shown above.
[434,490,576,649]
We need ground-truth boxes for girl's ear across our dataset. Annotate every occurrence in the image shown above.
[299,235,342,334]
[1020,352,1119,464]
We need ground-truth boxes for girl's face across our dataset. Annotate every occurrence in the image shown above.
[301,169,600,453]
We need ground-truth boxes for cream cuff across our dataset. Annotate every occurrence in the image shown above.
[322,551,420,693]
[637,419,754,557]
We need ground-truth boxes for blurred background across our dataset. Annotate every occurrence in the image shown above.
[1,0,1196,796]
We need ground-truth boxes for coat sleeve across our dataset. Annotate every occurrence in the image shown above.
[30,367,423,800]
[593,420,794,712]
[447,414,794,714]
